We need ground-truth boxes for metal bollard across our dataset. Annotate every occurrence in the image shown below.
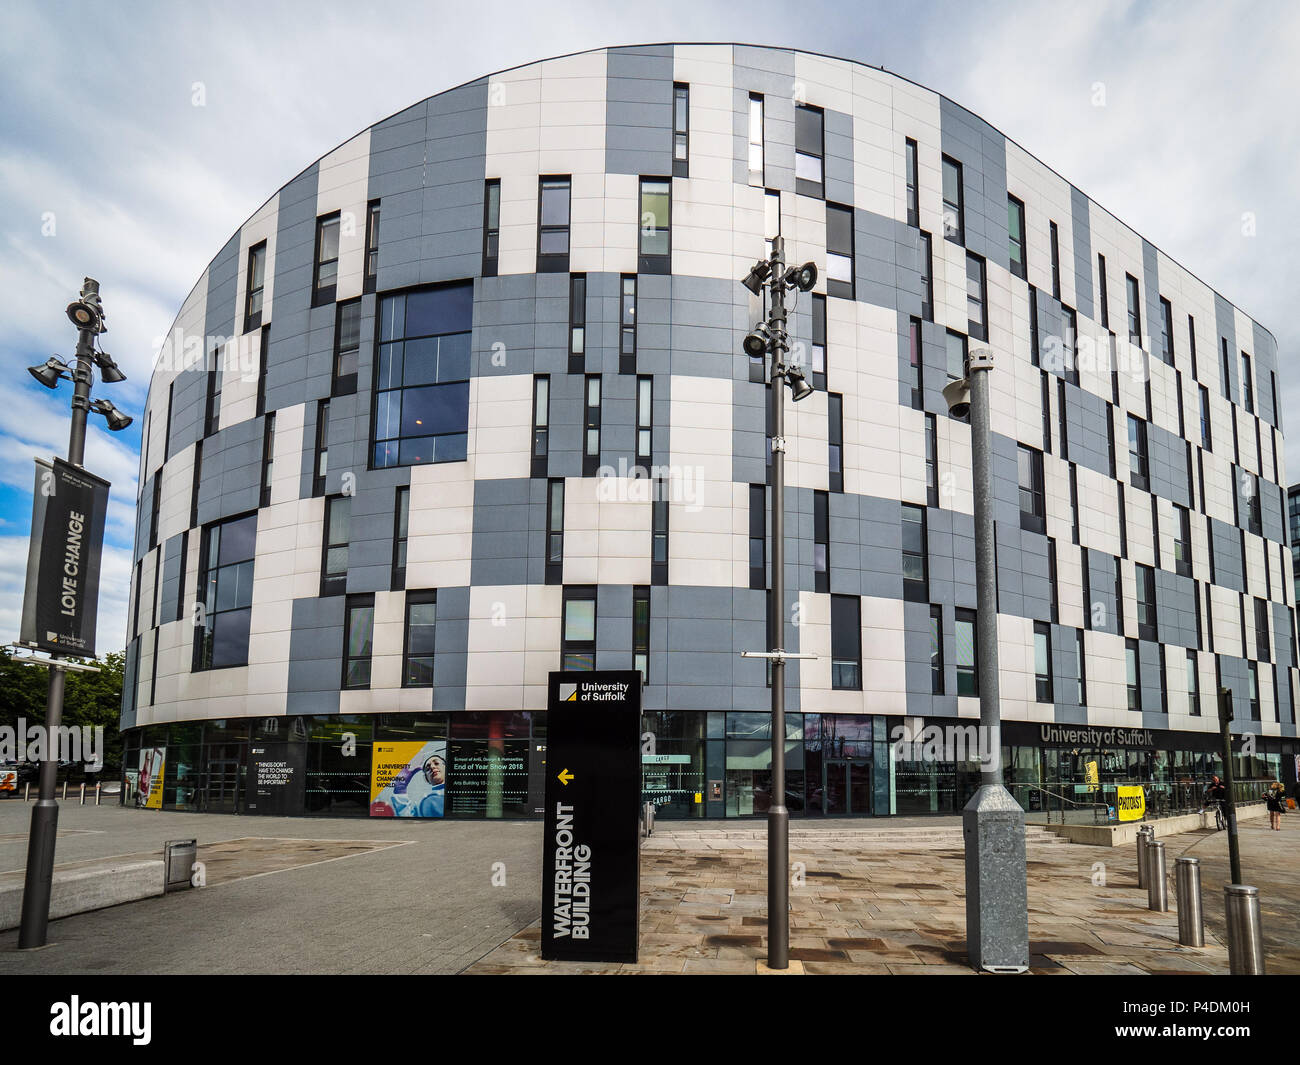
[1145,840,1168,911]
[1136,825,1154,888]
[95,782,101,806]
[1224,885,1265,974]
[1175,858,1204,946]
[79,783,86,805]
[61,780,67,800]
[23,782,30,802]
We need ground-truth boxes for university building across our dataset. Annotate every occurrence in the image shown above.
[120,44,1297,819]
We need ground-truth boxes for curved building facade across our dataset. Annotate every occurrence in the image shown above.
[121,44,1297,819]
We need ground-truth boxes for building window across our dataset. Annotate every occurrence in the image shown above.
[364,200,381,294]
[1200,385,1212,451]
[831,594,861,690]
[1114,555,1126,636]
[672,83,689,177]
[1062,306,1078,386]
[826,203,854,299]
[966,253,987,341]
[814,490,829,593]
[1049,220,1061,299]
[255,328,269,418]
[908,316,922,411]
[204,359,222,437]
[1018,445,1045,534]
[1246,471,1262,535]
[372,282,472,469]
[311,213,341,306]
[1255,597,1270,662]
[313,400,329,497]
[941,156,963,242]
[955,609,978,696]
[569,274,587,374]
[1159,296,1174,366]
[402,591,437,688]
[1248,661,1260,720]
[332,298,361,397]
[244,241,266,333]
[562,586,597,671]
[391,486,409,591]
[538,176,571,273]
[1034,622,1053,703]
[1175,505,1192,577]
[341,594,375,690]
[1076,629,1087,705]
[905,138,919,227]
[902,503,928,602]
[260,413,275,508]
[749,484,766,591]
[583,374,601,477]
[795,104,824,198]
[1220,338,1232,401]
[1127,415,1149,491]
[1136,563,1157,641]
[191,440,203,527]
[1057,379,1069,461]
[930,605,944,694]
[747,93,764,186]
[531,375,550,479]
[1125,273,1141,346]
[1007,196,1026,279]
[946,330,967,386]
[652,481,668,586]
[828,392,843,492]
[811,294,827,391]
[482,179,500,277]
[1069,463,1080,544]
[925,413,938,508]
[1049,537,1059,623]
[1097,253,1109,328]
[636,375,653,472]
[193,513,256,671]
[1241,351,1254,413]
[148,477,161,550]
[546,479,564,586]
[1186,649,1199,715]
[321,495,351,597]
[919,231,934,322]
[633,586,650,682]
[1126,639,1141,710]
[1029,286,1040,367]
[619,275,637,375]
[638,177,671,273]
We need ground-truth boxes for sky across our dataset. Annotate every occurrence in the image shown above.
[0,0,1296,658]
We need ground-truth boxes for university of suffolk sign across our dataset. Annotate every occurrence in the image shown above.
[1039,725,1156,748]
[540,671,642,964]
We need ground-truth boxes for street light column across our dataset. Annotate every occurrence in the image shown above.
[961,347,1029,973]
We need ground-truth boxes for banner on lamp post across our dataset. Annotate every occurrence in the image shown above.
[19,457,111,658]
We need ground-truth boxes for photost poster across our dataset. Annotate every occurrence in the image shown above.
[370,740,447,818]
[138,747,165,809]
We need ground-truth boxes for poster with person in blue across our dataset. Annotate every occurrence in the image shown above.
[370,740,446,818]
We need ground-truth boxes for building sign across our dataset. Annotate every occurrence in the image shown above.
[20,457,111,657]
[137,747,166,809]
[246,743,306,815]
[1116,785,1146,822]
[370,741,447,818]
[541,671,641,963]
[1039,725,1155,748]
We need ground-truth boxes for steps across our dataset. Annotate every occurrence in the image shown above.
[650,824,1067,846]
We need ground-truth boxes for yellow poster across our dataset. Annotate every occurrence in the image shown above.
[369,740,446,818]
[1084,761,1099,790]
[138,747,166,809]
[1117,784,1145,822]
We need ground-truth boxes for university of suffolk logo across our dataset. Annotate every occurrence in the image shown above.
[559,683,578,702]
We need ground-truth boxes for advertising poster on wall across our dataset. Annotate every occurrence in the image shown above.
[138,747,166,809]
[246,743,307,815]
[370,740,447,818]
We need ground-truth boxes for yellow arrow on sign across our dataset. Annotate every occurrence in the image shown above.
[558,769,574,785]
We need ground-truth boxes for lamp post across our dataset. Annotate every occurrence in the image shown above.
[740,236,817,970]
[943,347,1029,973]
[19,278,131,950]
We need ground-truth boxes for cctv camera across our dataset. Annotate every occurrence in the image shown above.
[942,378,971,420]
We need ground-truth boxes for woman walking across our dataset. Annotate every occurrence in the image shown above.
[1266,782,1285,831]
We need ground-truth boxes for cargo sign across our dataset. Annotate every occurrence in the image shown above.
[1117,785,1146,822]
[541,671,642,963]
[20,457,110,657]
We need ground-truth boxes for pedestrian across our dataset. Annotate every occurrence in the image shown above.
[1265,782,1285,831]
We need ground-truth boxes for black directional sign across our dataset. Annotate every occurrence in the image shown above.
[541,670,642,963]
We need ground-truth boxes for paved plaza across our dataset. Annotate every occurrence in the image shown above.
[1,797,1295,975]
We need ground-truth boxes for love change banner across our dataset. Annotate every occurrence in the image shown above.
[20,457,110,657]
[541,671,642,963]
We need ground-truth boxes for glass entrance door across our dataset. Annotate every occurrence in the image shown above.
[824,759,872,816]
[203,758,240,812]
